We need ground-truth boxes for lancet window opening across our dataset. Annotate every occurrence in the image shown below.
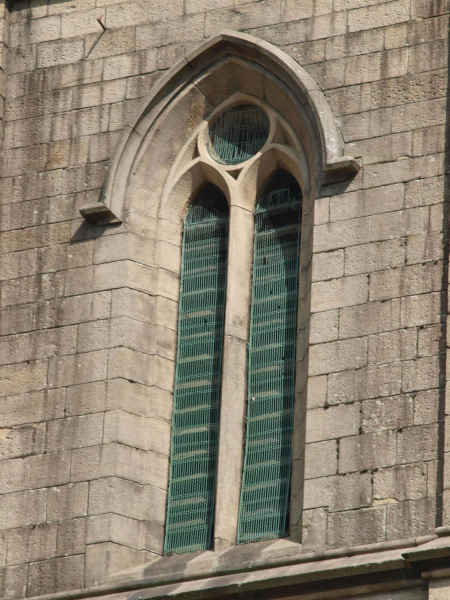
[237,171,302,544]
[164,185,229,555]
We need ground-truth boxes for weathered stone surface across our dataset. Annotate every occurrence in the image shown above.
[329,184,404,222]
[0,0,449,595]
[47,483,89,522]
[0,489,47,530]
[304,471,372,511]
[47,413,104,451]
[311,274,368,312]
[339,299,401,339]
[328,362,402,404]
[373,464,427,504]
[305,403,361,443]
[339,430,397,473]
[7,522,58,566]
[328,507,386,548]
[28,554,84,597]
[0,451,70,493]
[362,394,414,433]
[397,424,438,464]
[368,328,417,365]
[304,440,338,479]
[401,292,444,328]
[386,497,437,540]
[0,423,45,460]
[48,350,108,388]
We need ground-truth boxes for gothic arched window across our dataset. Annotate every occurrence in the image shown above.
[164,103,304,554]
[88,32,359,561]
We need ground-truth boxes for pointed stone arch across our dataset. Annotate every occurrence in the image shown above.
[80,30,359,226]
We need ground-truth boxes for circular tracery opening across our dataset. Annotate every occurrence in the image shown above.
[207,105,270,166]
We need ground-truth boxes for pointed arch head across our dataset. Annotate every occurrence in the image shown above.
[186,183,229,226]
[83,31,359,225]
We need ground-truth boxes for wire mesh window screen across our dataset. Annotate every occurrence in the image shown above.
[164,184,229,555]
[208,105,270,165]
[237,171,302,545]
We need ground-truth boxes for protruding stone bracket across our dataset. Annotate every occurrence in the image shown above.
[322,156,361,187]
[79,203,122,226]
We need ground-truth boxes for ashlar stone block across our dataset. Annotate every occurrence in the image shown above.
[311,274,368,312]
[305,403,360,443]
[309,337,367,376]
[368,328,417,365]
[7,522,57,566]
[401,292,444,328]
[348,0,410,32]
[204,0,281,37]
[373,463,427,504]
[369,261,443,302]
[48,350,108,388]
[362,394,414,433]
[304,440,338,479]
[56,518,87,556]
[88,477,147,521]
[108,347,174,391]
[106,379,172,422]
[47,413,104,452]
[397,424,438,464]
[328,506,386,548]
[311,249,344,282]
[0,451,70,494]
[309,310,339,345]
[328,362,402,404]
[0,360,48,398]
[304,471,372,512]
[339,299,401,339]
[386,497,436,540]
[28,554,84,597]
[406,232,445,265]
[402,355,443,392]
[414,389,440,426]
[37,37,84,69]
[47,483,89,522]
[0,489,46,530]
[339,430,397,473]
[103,410,170,455]
[0,423,45,460]
[329,184,404,222]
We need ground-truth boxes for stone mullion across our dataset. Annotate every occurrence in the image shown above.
[213,203,254,550]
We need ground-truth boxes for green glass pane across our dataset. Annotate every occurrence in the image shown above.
[237,171,302,545]
[164,184,229,555]
[208,105,270,166]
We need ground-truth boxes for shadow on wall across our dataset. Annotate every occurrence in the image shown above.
[10,0,80,13]
[437,7,450,529]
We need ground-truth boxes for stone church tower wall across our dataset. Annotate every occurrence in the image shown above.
[0,0,449,599]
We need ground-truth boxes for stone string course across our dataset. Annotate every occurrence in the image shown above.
[0,0,449,598]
